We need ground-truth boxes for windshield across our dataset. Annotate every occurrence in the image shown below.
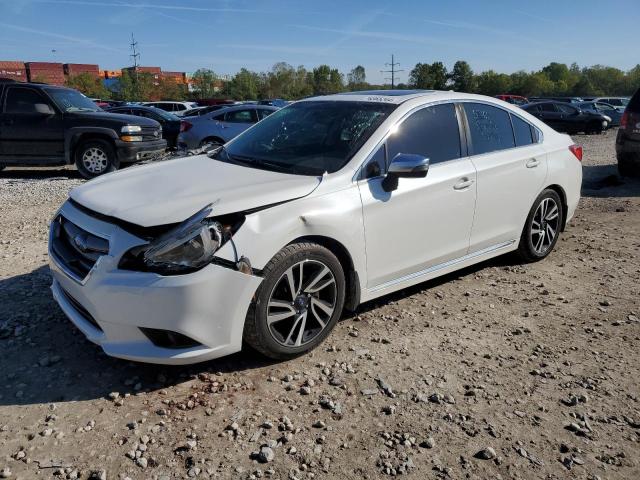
[46,88,102,112]
[150,107,179,121]
[210,101,396,175]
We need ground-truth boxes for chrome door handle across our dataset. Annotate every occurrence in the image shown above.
[526,158,540,168]
[453,178,474,190]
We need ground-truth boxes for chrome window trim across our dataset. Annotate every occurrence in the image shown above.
[354,99,465,182]
[354,98,544,182]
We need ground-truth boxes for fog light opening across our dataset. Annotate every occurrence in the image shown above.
[139,327,201,349]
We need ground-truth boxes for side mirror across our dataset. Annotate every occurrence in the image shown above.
[382,153,430,192]
[34,103,55,115]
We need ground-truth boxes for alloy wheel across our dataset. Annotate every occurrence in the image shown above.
[530,197,560,255]
[266,259,337,348]
[82,147,109,174]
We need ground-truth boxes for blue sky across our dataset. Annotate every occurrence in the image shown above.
[0,0,638,84]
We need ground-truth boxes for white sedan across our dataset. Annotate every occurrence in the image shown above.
[48,90,582,364]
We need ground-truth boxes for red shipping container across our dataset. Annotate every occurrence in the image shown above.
[64,63,100,76]
[0,68,27,82]
[0,61,27,82]
[26,62,64,70]
[0,60,25,69]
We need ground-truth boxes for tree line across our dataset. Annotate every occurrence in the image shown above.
[64,60,640,102]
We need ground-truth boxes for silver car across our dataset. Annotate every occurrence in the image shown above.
[178,105,279,149]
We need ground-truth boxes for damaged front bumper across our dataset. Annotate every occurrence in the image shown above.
[48,201,262,365]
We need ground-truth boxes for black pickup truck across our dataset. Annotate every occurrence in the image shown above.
[0,80,167,178]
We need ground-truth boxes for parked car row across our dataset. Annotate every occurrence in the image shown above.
[178,105,279,149]
[521,101,612,134]
[494,93,630,134]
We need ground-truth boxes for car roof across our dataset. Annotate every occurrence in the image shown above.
[299,89,437,104]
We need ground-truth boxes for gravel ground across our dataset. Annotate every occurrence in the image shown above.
[0,130,638,480]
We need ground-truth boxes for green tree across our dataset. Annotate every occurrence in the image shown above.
[449,61,474,92]
[226,68,262,100]
[115,71,156,102]
[157,77,187,100]
[264,62,296,99]
[475,70,511,95]
[409,62,448,89]
[347,65,367,90]
[65,73,111,99]
[312,65,343,95]
[190,68,218,99]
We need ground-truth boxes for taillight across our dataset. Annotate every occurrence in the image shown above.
[180,121,192,132]
[569,144,583,161]
[620,111,628,129]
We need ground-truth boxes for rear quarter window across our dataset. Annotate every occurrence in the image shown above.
[511,114,534,147]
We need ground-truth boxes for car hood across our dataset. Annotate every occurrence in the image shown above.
[70,110,161,127]
[69,155,321,227]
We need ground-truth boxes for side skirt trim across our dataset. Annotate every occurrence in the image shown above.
[369,240,516,294]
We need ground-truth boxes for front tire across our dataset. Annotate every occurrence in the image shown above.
[244,243,346,360]
[75,139,118,179]
[517,189,564,262]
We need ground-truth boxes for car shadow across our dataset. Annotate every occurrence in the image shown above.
[0,167,81,180]
[0,252,523,407]
[0,265,280,407]
[351,252,521,317]
[581,164,640,198]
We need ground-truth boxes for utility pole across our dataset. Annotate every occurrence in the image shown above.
[381,54,403,89]
[129,33,140,100]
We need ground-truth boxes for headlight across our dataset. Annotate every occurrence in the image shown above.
[143,204,222,272]
[118,203,247,275]
[121,125,142,134]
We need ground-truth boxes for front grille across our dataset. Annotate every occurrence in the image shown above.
[60,288,103,332]
[50,215,109,281]
[140,126,162,141]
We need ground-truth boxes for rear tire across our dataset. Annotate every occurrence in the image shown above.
[618,154,640,177]
[243,242,346,360]
[586,121,603,135]
[75,139,118,179]
[517,189,564,263]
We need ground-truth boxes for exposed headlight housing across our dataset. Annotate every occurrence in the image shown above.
[118,204,246,275]
[121,125,142,134]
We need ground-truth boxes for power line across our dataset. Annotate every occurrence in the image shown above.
[380,54,404,88]
[129,33,140,99]
[130,32,140,70]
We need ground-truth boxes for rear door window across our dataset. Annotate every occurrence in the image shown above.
[557,104,578,115]
[225,109,257,123]
[539,103,557,112]
[386,103,461,165]
[463,103,515,155]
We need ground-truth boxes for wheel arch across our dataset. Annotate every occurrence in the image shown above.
[200,136,225,146]
[290,235,361,312]
[544,184,568,231]
[66,128,118,164]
